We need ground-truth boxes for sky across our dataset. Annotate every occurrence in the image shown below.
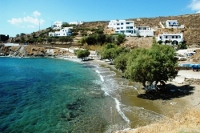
[1,0,200,37]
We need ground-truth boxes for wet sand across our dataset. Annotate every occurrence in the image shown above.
[59,56,200,131]
[89,59,200,129]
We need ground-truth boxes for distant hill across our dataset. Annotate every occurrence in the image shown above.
[10,13,200,47]
[128,13,200,46]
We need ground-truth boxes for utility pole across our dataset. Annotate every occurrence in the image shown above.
[39,21,40,31]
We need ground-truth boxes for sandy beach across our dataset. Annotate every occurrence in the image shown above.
[86,58,200,132]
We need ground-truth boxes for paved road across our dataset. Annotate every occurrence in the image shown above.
[178,70,200,79]
[173,70,200,83]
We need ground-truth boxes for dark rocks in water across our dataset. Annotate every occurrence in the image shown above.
[69,112,79,118]
[63,98,85,121]
[60,113,67,119]
[66,103,79,110]
[66,98,84,111]
[63,111,80,121]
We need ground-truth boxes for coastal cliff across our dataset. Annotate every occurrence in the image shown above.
[0,44,75,57]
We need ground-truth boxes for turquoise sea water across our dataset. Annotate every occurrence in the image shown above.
[0,57,128,133]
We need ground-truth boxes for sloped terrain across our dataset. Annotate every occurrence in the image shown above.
[9,13,200,47]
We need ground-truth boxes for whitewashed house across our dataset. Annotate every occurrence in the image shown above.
[69,21,84,25]
[108,20,154,37]
[53,21,63,30]
[157,33,183,44]
[136,26,154,37]
[165,20,184,28]
[108,20,135,36]
[49,27,73,37]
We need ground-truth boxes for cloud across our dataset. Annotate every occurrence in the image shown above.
[23,16,44,25]
[188,0,200,13]
[7,18,23,25]
[7,11,45,28]
[33,11,41,17]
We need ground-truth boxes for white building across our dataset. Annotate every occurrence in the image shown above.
[49,27,73,37]
[69,21,83,25]
[157,33,183,44]
[136,26,154,37]
[53,21,63,30]
[108,20,154,37]
[108,20,134,35]
[165,20,184,28]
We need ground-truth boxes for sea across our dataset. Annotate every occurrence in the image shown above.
[0,57,164,133]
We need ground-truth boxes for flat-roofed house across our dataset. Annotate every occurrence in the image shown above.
[108,20,154,37]
[136,26,154,37]
[108,20,135,36]
[53,21,63,30]
[49,27,73,37]
[165,20,184,28]
[157,33,183,44]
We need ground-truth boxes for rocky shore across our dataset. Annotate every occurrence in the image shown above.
[0,44,76,57]
[1,44,200,133]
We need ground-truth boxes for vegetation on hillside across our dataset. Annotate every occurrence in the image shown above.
[74,49,90,60]
[101,41,178,91]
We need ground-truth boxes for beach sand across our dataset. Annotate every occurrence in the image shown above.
[57,55,200,132]
[89,59,200,131]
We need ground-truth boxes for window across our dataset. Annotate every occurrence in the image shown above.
[121,23,123,25]
[165,36,168,39]
[117,23,120,25]
[172,36,174,39]
[130,26,133,29]
[126,22,130,24]
[173,22,177,25]
[121,27,123,29]
[126,30,133,33]
[176,36,178,38]
[117,28,120,30]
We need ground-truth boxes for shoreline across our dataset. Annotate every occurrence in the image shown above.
[86,58,200,132]
[1,55,200,132]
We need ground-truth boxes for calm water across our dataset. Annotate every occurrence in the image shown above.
[0,57,166,133]
[0,57,128,133]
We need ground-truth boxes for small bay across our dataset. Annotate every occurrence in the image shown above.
[0,57,127,133]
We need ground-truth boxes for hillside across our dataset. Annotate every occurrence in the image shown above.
[81,13,200,46]
[9,13,200,47]
[128,13,200,46]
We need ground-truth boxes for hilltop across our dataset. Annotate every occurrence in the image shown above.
[8,13,200,48]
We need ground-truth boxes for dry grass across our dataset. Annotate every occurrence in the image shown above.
[122,37,153,49]
[117,109,200,133]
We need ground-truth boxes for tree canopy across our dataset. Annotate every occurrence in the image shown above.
[101,43,128,63]
[74,49,90,61]
[113,44,178,91]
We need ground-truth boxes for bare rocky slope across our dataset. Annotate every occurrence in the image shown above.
[0,44,74,57]
[9,13,200,47]
[83,13,200,46]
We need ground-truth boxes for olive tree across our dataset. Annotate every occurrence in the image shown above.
[125,44,178,91]
[114,53,129,73]
[101,43,128,64]
[75,49,90,61]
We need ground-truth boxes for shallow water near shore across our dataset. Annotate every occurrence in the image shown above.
[0,57,185,132]
[0,57,129,132]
